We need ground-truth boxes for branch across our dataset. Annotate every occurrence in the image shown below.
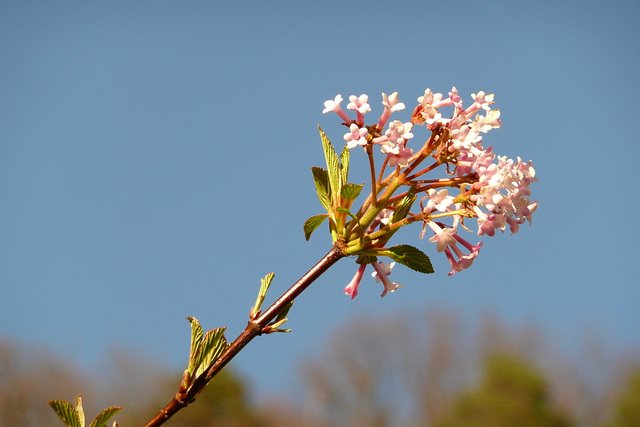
[142,241,346,427]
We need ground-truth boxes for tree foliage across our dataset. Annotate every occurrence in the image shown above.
[601,369,640,427]
[435,353,573,427]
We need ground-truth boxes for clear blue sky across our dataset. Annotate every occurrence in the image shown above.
[1,0,639,403]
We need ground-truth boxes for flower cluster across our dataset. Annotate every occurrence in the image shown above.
[313,88,538,298]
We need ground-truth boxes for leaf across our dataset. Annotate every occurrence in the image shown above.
[194,327,229,378]
[49,399,82,427]
[251,272,275,317]
[340,144,350,185]
[75,394,85,427]
[318,127,342,207]
[89,407,121,427]
[386,245,434,274]
[334,207,354,217]
[390,191,416,223]
[274,300,293,323]
[303,214,328,241]
[311,167,331,211]
[340,182,363,201]
[260,272,275,295]
[186,317,204,376]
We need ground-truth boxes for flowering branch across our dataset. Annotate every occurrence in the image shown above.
[315,87,537,296]
[51,87,538,427]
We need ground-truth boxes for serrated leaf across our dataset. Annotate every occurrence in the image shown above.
[260,272,275,295]
[340,144,350,185]
[386,245,434,274]
[390,191,416,223]
[252,272,275,315]
[318,127,342,207]
[194,327,229,378]
[303,214,328,241]
[340,182,363,201]
[187,317,204,375]
[311,167,331,211]
[89,407,121,427]
[49,399,82,427]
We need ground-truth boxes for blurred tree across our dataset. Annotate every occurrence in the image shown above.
[298,310,595,427]
[0,338,264,427]
[601,368,640,427]
[435,353,573,427]
[98,347,264,426]
[166,368,263,427]
[0,338,92,427]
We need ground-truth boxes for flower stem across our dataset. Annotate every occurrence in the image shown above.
[142,242,346,427]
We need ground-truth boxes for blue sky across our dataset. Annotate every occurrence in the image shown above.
[1,0,639,404]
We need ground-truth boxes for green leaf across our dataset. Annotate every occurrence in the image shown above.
[251,272,275,317]
[260,272,275,295]
[318,127,342,206]
[386,244,434,274]
[303,214,328,241]
[194,327,229,378]
[340,182,363,201]
[311,167,331,211]
[335,207,357,219]
[49,399,82,427]
[274,301,293,323]
[390,190,416,223]
[75,394,85,427]
[186,317,204,375]
[340,144,350,185]
[89,407,121,427]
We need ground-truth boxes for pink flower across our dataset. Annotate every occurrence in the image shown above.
[344,263,367,299]
[424,221,483,275]
[378,92,405,129]
[385,145,413,168]
[371,261,403,297]
[462,91,495,116]
[426,221,458,252]
[422,189,455,213]
[323,94,352,123]
[445,234,483,275]
[347,94,371,125]
[374,120,414,168]
[344,123,369,149]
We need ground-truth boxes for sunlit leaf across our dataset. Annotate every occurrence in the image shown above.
[303,214,328,241]
[311,167,331,211]
[195,327,229,378]
[340,182,363,201]
[88,407,121,427]
[251,272,275,317]
[340,144,350,185]
[318,127,341,207]
[274,301,293,323]
[390,190,416,223]
[49,399,82,427]
[186,317,204,376]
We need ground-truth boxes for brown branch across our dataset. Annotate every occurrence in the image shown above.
[142,241,347,427]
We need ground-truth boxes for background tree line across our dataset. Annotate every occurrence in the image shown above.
[1,309,638,426]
